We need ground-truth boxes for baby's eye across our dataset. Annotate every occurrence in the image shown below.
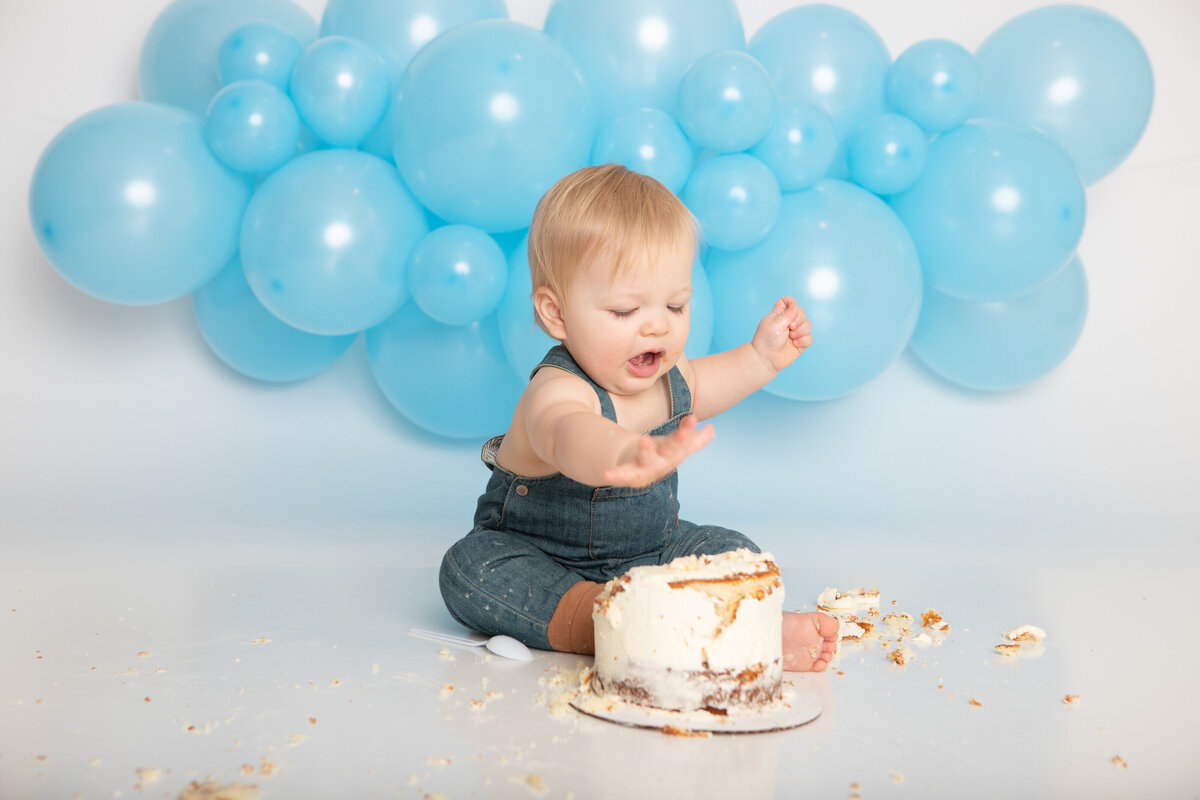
[668,304,687,314]
[608,309,636,319]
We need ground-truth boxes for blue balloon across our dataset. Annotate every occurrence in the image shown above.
[204,80,301,174]
[748,96,838,191]
[909,255,1088,392]
[889,120,1086,302]
[392,20,595,233]
[139,0,317,116]
[886,39,980,134]
[544,0,745,122]
[497,233,557,380]
[974,5,1153,185]
[218,22,304,89]
[289,36,390,148]
[29,102,249,305]
[591,108,693,195]
[708,180,922,401]
[676,50,776,153]
[683,154,781,252]
[749,5,891,175]
[241,149,428,335]
[193,257,357,382]
[408,225,509,326]
[687,257,714,359]
[845,113,927,196]
[367,305,525,439]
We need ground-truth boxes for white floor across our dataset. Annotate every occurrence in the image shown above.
[3,529,1194,799]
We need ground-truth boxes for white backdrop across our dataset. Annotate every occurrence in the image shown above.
[3,0,1197,564]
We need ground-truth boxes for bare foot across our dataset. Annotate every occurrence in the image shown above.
[781,611,839,672]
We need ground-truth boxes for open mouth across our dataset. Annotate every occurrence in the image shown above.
[627,350,664,378]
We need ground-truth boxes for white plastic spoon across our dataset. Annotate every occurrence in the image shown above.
[409,628,533,661]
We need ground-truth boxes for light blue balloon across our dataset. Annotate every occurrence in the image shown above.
[974,5,1153,185]
[707,180,922,401]
[889,120,1086,302]
[687,257,714,359]
[676,50,776,153]
[684,153,781,252]
[497,233,557,380]
[289,36,390,148]
[909,255,1088,392]
[392,20,595,233]
[748,96,838,191]
[886,39,980,134]
[204,80,301,174]
[29,102,249,305]
[544,0,745,122]
[408,225,509,326]
[845,113,927,196]
[367,305,525,439]
[591,108,693,195]
[241,149,428,335]
[749,5,891,175]
[218,22,304,89]
[139,0,317,116]
[193,257,357,382]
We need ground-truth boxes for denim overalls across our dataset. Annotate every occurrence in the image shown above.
[439,345,758,649]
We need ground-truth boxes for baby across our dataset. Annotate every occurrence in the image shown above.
[439,164,838,671]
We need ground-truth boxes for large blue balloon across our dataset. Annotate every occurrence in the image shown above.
[676,50,776,153]
[974,5,1153,185]
[366,305,525,439]
[749,5,891,174]
[193,257,357,383]
[204,80,301,174]
[392,20,595,232]
[218,22,304,90]
[497,234,557,381]
[889,120,1086,302]
[708,180,922,401]
[886,39,980,134]
[909,255,1088,392]
[407,225,509,326]
[29,103,249,305]
[241,150,428,335]
[590,108,693,195]
[289,36,391,148]
[138,0,317,116]
[543,0,745,122]
[748,96,838,191]
[684,154,781,252]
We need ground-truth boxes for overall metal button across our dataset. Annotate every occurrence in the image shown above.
[515,484,529,496]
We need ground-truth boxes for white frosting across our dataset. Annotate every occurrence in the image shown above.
[591,549,783,712]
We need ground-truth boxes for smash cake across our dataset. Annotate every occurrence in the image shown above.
[582,549,787,718]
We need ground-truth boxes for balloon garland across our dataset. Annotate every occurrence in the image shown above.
[28,0,1153,439]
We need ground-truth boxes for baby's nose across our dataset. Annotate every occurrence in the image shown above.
[641,313,669,335]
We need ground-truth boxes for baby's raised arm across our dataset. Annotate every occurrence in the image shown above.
[523,371,712,488]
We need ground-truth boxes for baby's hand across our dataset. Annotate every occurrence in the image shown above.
[752,297,812,372]
[602,415,714,488]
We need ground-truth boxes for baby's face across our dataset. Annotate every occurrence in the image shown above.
[559,242,693,397]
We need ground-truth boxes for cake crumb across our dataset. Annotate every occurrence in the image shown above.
[427,756,451,767]
[1111,755,1127,770]
[511,773,547,794]
[968,697,983,708]
[437,683,454,699]
[178,780,259,800]
[287,733,308,747]
[438,647,455,661]
[921,608,948,630]
[891,771,905,784]
[137,651,151,658]
[995,643,1021,657]
[1063,694,1081,706]
[135,767,161,785]
[258,758,276,777]
[1003,624,1046,642]
[661,725,711,738]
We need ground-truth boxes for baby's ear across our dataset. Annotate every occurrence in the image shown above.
[533,286,568,341]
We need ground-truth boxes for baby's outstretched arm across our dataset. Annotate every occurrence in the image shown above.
[601,414,713,488]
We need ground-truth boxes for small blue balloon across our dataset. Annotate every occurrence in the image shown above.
[687,257,714,359]
[240,149,428,335]
[886,39,980,134]
[909,255,1088,392]
[205,80,301,174]
[497,233,557,380]
[408,225,509,326]
[748,96,838,191]
[845,113,928,196]
[289,36,390,148]
[684,154,781,252]
[591,108,693,195]
[29,102,249,305]
[218,22,304,89]
[367,305,525,439]
[392,20,595,232]
[193,257,357,382]
[708,180,922,401]
[544,0,746,122]
[676,50,776,153]
[974,5,1153,185]
[139,0,317,116]
[749,5,890,175]
[889,120,1086,302]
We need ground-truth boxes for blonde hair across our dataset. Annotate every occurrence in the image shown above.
[528,164,697,332]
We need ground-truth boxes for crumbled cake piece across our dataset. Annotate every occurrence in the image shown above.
[883,612,914,636]
[886,645,914,667]
[1003,625,1046,642]
[178,780,259,800]
[968,697,983,708]
[1111,755,1127,770]
[995,643,1021,657]
[921,608,948,630]
[1063,694,1081,706]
